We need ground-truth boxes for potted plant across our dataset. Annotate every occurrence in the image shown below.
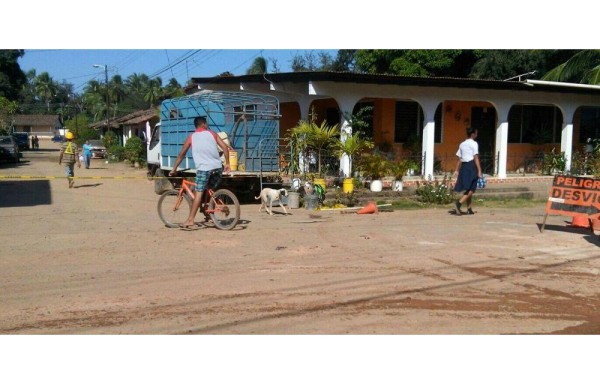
[289,119,339,188]
[332,131,374,193]
[359,153,390,192]
[390,160,410,192]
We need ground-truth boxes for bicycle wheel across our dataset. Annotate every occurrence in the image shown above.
[157,190,192,228]
[208,188,240,230]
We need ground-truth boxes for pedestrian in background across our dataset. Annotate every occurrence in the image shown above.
[453,127,482,215]
[82,140,92,169]
[34,135,39,149]
[58,132,81,188]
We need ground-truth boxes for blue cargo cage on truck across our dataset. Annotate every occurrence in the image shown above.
[147,90,283,200]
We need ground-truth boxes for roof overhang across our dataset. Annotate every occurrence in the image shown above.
[192,71,600,96]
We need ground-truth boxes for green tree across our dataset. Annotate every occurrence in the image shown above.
[542,49,600,84]
[469,50,576,80]
[33,72,58,112]
[144,78,163,107]
[0,50,27,101]
[246,57,268,75]
[164,78,184,98]
[290,120,339,176]
[354,50,478,77]
[0,96,18,134]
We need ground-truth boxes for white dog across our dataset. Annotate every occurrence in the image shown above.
[256,188,289,215]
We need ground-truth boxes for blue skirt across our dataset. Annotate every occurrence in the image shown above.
[454,160,478,193]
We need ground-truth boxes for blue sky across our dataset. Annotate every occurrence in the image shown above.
[18,49,337,94]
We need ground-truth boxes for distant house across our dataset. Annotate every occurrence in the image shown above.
[112,108,159,146]
[191,71,600,179]
[12,114,62,137]
[89,108,159,146]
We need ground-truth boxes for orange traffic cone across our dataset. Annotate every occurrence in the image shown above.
[570,215,590,228]
[357,201,378,214]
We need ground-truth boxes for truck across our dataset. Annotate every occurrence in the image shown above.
[147,90,285,201]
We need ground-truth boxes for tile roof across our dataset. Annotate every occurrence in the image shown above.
[89,108,158,129]
[192,71,600,95]
[13,114,61,126]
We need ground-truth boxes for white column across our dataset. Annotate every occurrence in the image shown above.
[561,122,574,171]
[415,99,440,180]
[495,121,508,178]
[422,120,435,179]
[297,97,311,173]
[336,97,361,178]
[339,114,352,177]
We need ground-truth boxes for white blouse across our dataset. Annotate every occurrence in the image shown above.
[456,138,479,162]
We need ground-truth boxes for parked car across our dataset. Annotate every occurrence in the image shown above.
[0,135,20,163]
[51,135,65,143]
[12,132,30,150]
[88,139,107,159]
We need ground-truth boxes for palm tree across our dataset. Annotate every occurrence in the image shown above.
[33,72,57,112]
[332,131,374,177]
[164,78,184,98]
[144,78,163,107]
[291,120,339,176]
[542,50,600,84]
[125,73,150,94]
[109,75,126,117]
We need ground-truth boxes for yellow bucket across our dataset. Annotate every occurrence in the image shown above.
[313,178,326,190]
[342,178,354,193]
[229,151,238,171]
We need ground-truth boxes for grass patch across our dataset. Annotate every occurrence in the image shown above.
[475,196,547,209]
[387,197,436,210]
[383,196,547,211]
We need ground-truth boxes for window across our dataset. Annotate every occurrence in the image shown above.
[508,105,562,144]
[394,101,422,143]
[579,107,600,143]
[394,101,442,143]
[325,108,340,128]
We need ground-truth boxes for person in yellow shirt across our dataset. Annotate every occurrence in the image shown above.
[58,132,81,188]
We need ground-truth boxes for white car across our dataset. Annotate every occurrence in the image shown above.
[88,139,107,159]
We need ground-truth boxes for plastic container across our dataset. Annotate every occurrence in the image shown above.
[229,151,238,171]
[343,178,354,193]
[287,191,300,209]
[304,194,318,210]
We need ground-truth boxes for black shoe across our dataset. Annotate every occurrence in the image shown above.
[467,208,475,215]
[455,201,463,216]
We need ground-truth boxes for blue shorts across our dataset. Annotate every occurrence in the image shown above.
[195,168,222,192]
[64,163,75,177]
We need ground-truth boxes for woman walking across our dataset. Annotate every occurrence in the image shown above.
[453,127,482,215]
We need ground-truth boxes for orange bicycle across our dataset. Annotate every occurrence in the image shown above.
[157,171,240,230]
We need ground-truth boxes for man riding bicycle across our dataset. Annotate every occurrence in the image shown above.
[169,116,231,229]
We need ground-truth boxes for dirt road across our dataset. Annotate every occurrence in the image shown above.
[1,140,599,334]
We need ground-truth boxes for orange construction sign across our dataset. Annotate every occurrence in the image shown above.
[545,175,600,219]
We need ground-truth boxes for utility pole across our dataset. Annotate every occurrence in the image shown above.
[93,64,110,132]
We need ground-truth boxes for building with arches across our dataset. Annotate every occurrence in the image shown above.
[191,72,600,180]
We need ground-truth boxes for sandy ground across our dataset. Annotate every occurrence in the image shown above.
[0,140,599,335]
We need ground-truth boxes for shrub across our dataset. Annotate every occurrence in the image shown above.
[124,136,144,163]
[102,130,119,148]
[415,174,455,204]
[542,148,566,175]
[108,145,125,162]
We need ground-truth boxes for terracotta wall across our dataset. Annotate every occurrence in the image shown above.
[280,102,300,137]
[280,97,585,174]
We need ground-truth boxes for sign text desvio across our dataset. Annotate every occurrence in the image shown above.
[546,175,600,218]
